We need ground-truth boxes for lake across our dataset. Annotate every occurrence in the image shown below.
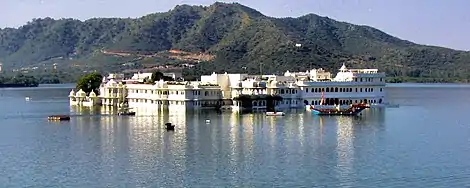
[0,83,469,187]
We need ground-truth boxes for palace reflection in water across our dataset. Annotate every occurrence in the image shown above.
[68,105,387,187]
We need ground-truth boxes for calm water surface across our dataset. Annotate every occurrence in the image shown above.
[1,84,470,187]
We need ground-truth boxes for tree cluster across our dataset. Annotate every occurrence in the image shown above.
[75,72,103,94]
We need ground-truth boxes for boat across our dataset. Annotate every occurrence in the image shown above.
[309,88,369,116]
[165,123,175,131]
[266,111,285,116]
[118,111,136,116]
[47,115,71,121]
[310,104,367,116]
[117,107,135,116]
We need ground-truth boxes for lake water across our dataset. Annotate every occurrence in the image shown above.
[1,84,470,187]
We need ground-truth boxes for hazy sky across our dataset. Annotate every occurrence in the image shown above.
[1,0,469,50]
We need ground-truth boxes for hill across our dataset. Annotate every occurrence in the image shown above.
[1,2,469,82]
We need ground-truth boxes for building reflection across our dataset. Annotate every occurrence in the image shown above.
[296,112,305,146]
[236,112,255,158]
[333,108,386,186]
[308,113,326,146]
[72,106,198,186]
[68,106,387,186]
[266,113,277,149]
[70,105,102,116]
[335,116,355,187]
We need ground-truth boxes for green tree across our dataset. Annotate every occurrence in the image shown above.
[76,72,103,94]
[150,71,174,82]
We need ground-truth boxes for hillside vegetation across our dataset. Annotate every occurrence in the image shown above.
[1,2,469,82]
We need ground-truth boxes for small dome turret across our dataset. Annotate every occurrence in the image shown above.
[69,90,75,97]
[89,91,97,97]
[339,63,347,72]
[106,79,117,86]
[76,89,86,97]
[270,80,278,87]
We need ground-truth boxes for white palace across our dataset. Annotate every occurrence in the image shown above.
[69,64,386,111]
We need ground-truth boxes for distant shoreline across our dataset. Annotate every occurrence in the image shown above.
[0,83,39,88]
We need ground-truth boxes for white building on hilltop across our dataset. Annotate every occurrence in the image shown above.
[69,64,386,111]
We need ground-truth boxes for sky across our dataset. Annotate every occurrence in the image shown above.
[0,0,469,51]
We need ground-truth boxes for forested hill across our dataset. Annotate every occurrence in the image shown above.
[1,2,469,82]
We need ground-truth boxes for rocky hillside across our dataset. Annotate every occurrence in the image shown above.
[0,2,469,82]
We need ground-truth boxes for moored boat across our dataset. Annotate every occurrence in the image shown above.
[117,107,136,116]
[266,111,285,116]
[165,123,175,131]
[118,111,136,116]
[47,115,71,121]
[310,104,367,116]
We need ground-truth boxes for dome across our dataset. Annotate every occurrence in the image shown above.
[76,89,86,97]
[69,90,75,97]
[89,91,97,97]
[270,80,278,87]
[339,63,347,71]
[106,79,117,86]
